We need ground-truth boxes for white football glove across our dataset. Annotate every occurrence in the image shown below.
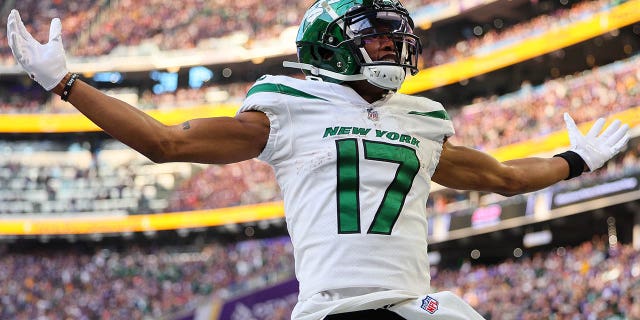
[7,9,68,91]
[564,112,629,171]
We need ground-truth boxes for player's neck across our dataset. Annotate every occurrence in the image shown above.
[346,81,392,104]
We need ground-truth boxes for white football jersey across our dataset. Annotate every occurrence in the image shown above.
[238,75,455,301]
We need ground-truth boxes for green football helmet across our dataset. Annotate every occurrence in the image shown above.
[283,0,421,90]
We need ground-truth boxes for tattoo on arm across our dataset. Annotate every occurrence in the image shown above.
[182,121,191,130]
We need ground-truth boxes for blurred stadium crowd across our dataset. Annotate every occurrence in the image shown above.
[0,0,623,65]
[1,0,633,114]
[0,0,446,64]
[447,55,639,150]
[0,236,295,320]
[430,236,640,319]
[1,236,638,319]
[1,128,638,216]
[1,55,638,215]
[424,0,623,66]
[0,0,638,319]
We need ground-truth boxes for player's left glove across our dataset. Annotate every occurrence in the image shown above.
[564,112,629,171]
[7,9,68,91]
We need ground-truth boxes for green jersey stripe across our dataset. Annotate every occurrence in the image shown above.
[247,83,328,101]
[408,110,450,120]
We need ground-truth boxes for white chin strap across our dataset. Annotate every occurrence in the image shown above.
[361,64,405,90]
[283,61,366,82]
[359,47,406,90]
[283,54,406,91]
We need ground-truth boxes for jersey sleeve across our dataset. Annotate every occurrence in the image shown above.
[236,75,293,164]
[430,100,455,140]
[389,93,455,142]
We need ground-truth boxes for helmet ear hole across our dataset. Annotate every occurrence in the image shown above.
[316,47,335,61]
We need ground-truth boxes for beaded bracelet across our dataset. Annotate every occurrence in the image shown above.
[61,73,80,102]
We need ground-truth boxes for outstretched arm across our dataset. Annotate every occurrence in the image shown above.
[51,74,269,164]
[7,10,269,164]
[433,115,629,196]
[433,141,570,196]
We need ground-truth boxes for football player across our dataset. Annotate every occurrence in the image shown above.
[6,0,629,319]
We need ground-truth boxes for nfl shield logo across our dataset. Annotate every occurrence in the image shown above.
[420,296,439,314]
[367,108,379,121]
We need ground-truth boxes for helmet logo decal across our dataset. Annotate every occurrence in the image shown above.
[304,0,341,24]
[304,6,324,25]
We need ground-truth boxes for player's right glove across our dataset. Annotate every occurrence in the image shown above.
[7,9,68,91]
[564,112,629,172]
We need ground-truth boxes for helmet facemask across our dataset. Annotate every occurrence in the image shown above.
[339,7,421,90]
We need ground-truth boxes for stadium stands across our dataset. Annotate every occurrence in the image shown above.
[0,236,295,319]
[0,0,437,64]
[448,55,640,151]
[430,236,640,319]
[423,0,622,67]
[0,236,638,319]
[0,141,186,215]
[0,0,639,319]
